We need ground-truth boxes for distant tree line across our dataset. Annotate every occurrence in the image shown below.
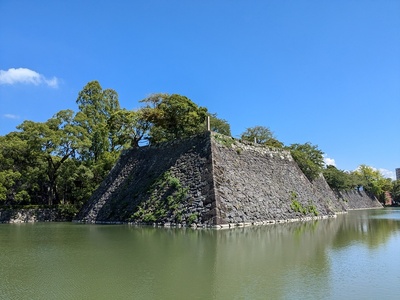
[0,80,398,216]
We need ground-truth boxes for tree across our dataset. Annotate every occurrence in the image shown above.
[208,113,231,136]
[392,181,400,203]
[323,165,355,191]
[288,142,324,181]
[241,126,274,144]
[0,132,44,205]
[16,110,90,205]
[240,125,284,148]
[140,93,208,144]
[107,109,151,148]
[75,80,121,161]
[353,165,393,201]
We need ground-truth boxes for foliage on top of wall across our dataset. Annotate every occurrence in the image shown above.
[213,133,236,148]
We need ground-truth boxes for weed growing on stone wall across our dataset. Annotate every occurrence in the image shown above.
[213,134,235,148]
[307,204,319,216]
[236,148,243,155]
[290,191,305,214]
[290,199,307,214]
[167,176,180,189]
[130,171,188,223]
[187,213,198,225]
[289,192,319,216]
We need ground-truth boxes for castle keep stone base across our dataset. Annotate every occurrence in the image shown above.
[74,132,382,227]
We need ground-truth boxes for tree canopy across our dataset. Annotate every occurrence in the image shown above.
[240,126,283,148]
[209,113,231,136]
[352,165,393,201]
[140,93,208,144]
[323,165,358,191]
[75,80,121,161]
[288,142,325,181]
[241,126,274,144]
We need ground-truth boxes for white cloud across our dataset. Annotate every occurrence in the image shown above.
[3,114,20,119]
[379,168,395,180]
[324,155,336,167]
[0,68,59,88]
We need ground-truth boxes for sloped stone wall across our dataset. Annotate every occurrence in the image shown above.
[75,132,217,224]
[335,190,382,210]
[75,132,382,226]
[211,135,347,224]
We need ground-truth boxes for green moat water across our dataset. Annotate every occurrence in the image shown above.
[1,208,400,299]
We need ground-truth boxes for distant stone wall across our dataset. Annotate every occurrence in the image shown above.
[0,208,64,223]
[335,190,382,210]
[75,132,382,227]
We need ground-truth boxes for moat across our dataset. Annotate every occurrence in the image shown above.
[1,208,400,299]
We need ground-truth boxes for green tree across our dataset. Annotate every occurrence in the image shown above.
[0,132,44,205]
[56,159,94,206]
[108,109,151,148]
[140,93,208,144]
[75,80,121,161]
[288,142,324,181]
[323,165,355,191]
[241,126,274,144]
[209,113,231,136]
[352,165,393,202]
[392,180,400,203]
[16,110,90,205]
[240,125,284,148]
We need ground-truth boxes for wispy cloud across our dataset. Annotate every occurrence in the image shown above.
[3,114,20,119]
[0,68,59,88]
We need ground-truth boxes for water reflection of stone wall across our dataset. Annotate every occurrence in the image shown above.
[75,132,382,226]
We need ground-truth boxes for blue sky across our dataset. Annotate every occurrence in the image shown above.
[1,0,399,178]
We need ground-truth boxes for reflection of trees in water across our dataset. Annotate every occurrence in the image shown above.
[332,209,400,249]
[5,211,398,299]
[211,219,343,299]
[115,209,400,298]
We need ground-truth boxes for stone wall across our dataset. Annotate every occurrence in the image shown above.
[75,132,216,225]
[0,208,64,223]
[335,190,382,210]
[75,132,382,227]
[211,136,346,225]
